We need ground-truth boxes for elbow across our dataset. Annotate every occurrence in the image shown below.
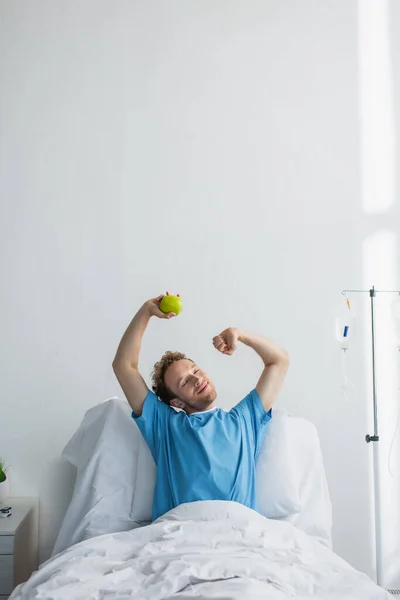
[112,357,137,373]
[112,359,120,376]
[112,357,125,373]
[277,350,290,369]
[283,351,290,368]
[264,352,289,370]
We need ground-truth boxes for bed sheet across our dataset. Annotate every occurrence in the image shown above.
[12,501,389,600]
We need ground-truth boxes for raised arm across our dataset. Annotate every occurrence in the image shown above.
[112,294,177,416]
[213,328,289,412]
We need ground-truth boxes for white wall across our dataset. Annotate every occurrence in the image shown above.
[0,0,399,584]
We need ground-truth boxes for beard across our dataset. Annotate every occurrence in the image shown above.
[186,382,217,412]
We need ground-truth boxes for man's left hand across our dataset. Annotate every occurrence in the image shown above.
[213,327,241,356]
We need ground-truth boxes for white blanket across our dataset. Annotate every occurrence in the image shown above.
[11,502,389,600]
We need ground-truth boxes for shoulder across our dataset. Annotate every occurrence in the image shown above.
[132,389,173,420]
[230,389,272,420]
[230,389,260,412]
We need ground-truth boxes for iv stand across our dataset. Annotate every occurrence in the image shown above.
[341,285,400,587]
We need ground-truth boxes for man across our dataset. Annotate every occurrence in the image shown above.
[113,292,289,521]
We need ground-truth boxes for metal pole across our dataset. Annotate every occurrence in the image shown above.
[371,286,379,439]
[367,286,382,586]
[366,286,379,442]
[373,436,383,585]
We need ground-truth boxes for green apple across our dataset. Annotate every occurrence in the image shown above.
[159,295,183,316]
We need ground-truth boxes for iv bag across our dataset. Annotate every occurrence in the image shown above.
[391,293,400,346]
[335,296,355,348]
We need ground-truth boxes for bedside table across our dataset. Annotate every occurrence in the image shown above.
[0,498,39,599]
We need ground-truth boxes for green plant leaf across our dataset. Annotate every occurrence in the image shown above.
[0,458,9,483]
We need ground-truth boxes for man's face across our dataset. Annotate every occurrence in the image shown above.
[164,359,217,413]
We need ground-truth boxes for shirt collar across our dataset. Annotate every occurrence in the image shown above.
[189,406,218,416]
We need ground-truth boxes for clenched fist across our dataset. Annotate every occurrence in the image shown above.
[213,327,242,356]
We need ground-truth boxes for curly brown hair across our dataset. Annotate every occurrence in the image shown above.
[151,351,193,404]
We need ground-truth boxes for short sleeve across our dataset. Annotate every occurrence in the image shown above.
[229,389,272,459]
[131,390,171,461]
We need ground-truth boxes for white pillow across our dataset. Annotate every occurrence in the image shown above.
[280,416,333,548]
[62,397,139,489]
[256,409,302,518]
[53,399,143,555]
[130,432,155,521]
[257,410,332,547]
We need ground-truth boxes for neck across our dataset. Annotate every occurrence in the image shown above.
[185,402,217,415]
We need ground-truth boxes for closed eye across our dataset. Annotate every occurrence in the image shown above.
[182,369,199,388]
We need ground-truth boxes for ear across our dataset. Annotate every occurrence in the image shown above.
[169,398,186,410]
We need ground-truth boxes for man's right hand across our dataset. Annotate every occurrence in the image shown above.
[113,291,180,416]
[144,292,179,320]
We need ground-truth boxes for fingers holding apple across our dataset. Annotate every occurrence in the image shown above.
[159,292,183,318]
[146,292,182,319]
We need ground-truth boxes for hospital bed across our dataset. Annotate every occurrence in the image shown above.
[10,399,391,599]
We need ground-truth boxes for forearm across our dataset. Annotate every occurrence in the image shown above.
[113,304,151,369]
[238,329,288,366]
